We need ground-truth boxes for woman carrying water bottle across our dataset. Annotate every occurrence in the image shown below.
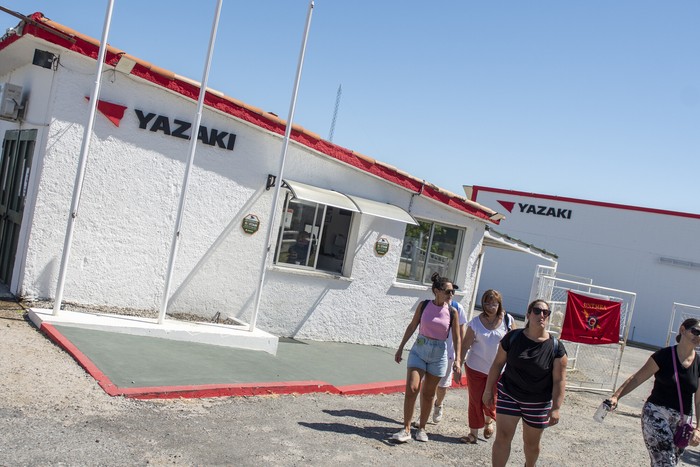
[609,318,700,466]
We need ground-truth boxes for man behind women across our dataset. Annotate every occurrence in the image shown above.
[460,289,514,444]
[392,272,462,443]
[431,299,467,423]
[483,299,567,467]
[610,318,700,466]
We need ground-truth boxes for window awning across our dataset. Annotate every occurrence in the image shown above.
[283,179,358,212]
[346,195,418,225]
[283,179,418,225]
[483,226,558,263]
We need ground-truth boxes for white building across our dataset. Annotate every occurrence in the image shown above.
[0,12,544,347]
[466,185,700,348]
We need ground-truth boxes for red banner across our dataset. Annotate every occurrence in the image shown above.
[560,291,621,345]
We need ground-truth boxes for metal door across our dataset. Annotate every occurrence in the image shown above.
[0,129,36,284]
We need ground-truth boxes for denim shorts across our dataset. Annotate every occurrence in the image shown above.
[407,335,448,378]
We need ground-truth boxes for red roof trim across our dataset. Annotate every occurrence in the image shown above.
[470,185,700,220]
[11,13,498,223]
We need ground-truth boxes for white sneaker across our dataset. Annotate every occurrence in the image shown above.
[415,429,429,442]
[391,429,411,443]
[432,404,444,423]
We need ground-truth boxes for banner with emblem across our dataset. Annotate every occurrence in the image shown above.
[560,291,621,345]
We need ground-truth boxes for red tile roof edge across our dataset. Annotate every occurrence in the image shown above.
[13,12,500,224]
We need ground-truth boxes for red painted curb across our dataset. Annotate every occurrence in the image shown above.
[122,381,341,399]
[337,380,406,396]
[40,323,121,396]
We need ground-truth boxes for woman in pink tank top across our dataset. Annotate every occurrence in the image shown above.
[390,273,462,444]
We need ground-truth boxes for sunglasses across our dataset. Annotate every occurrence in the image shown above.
[689,328,700,337]
[529,307,551,317]
[442,289,456,295]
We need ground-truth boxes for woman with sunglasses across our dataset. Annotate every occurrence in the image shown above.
[608,318,700,466]
[391,272,462,443]
[459,289,515,444]
[482,299,567,467]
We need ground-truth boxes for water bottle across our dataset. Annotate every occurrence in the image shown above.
[593,399,612,423]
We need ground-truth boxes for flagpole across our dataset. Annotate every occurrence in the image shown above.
[52,0,115,316]
[249,0,314,332]
[158,0,224,324]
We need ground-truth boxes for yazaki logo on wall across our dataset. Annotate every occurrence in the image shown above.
[496,200,573,220]
[88,97,237,152]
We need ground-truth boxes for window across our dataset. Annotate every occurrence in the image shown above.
[274,194,352,274]
[397,220,464,284]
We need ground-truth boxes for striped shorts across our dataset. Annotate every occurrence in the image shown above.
[496,381,552,429]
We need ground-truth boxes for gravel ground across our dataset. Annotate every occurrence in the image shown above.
[2,302,700,466]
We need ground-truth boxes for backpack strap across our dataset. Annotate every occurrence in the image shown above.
[504,313,512,331]
[418,299,430,319]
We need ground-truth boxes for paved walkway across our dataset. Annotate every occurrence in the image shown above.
[45,323,411,399]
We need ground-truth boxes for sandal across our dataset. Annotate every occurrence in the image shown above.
[484,421,495,439]
[460,433,478,444]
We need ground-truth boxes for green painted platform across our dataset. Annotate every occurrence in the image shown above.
[51,324,413,397]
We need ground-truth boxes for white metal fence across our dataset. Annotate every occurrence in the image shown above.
[530,266,636,393]
[665,302,700,347]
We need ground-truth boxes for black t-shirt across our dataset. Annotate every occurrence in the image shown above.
[500,329,567,403]
[647,346,700,416]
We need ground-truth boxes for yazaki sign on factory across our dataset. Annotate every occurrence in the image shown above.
[88,98,237,151]
[497,200,573,220]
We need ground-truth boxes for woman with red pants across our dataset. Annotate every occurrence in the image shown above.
[459,289,514,444]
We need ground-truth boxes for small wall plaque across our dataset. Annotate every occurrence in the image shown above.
[242,214,260,234]
[375,237,390,256]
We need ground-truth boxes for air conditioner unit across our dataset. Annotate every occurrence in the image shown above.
[0,83,23,120]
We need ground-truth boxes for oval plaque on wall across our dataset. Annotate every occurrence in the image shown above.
[375,237,390,256]
[242,214,260,234]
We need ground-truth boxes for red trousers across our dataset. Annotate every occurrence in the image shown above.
[467,365,497,429]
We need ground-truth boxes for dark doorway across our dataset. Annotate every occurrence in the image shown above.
[0,129,36,285]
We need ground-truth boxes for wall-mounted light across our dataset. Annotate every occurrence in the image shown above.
[266,174,277,190]
[32,49,57,69]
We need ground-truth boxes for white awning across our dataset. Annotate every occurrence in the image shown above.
[483,227,558,263]
[283,179,358,212]
[345,194,418,225]
[283,179,418,225]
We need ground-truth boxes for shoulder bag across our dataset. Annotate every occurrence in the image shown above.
[671,346,694,449]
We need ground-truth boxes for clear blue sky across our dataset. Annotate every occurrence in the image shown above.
[3,1,699,214]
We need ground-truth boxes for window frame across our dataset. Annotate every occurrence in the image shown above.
[274,192,354,276]
[396,219,465,286]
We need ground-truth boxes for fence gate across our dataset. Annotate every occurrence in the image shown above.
[666,302,700,347]
[530,266,636,393]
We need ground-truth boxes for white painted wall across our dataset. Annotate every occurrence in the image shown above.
[472,188,700,347]
[1,35,494,347]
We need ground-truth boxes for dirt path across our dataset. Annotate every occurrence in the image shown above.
[1,305,696,466]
